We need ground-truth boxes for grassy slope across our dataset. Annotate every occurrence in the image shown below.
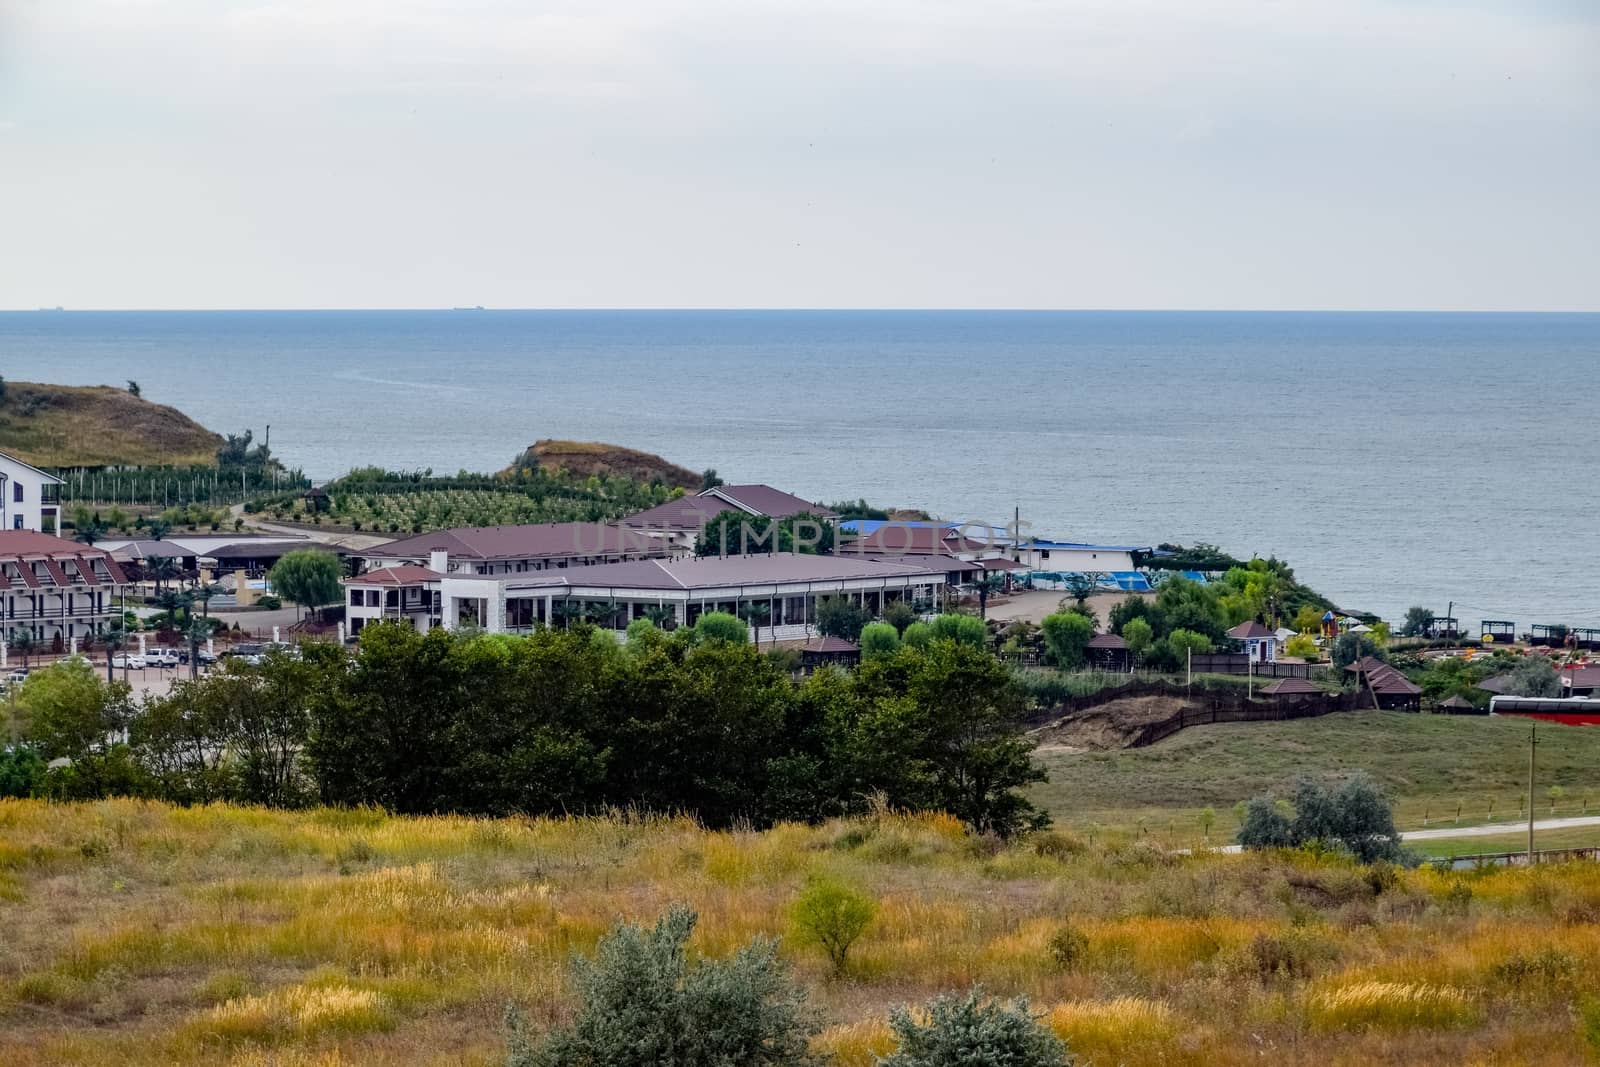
[2,799,1599,1067]
[511,439,701,490]
[0,382,221,467]
[1033,710,1600,846]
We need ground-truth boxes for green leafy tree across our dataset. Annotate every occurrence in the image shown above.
[929,613,987,649]
[0,746,44,798]
[506,905,819,1067]
[11,628,36,668]
[694,611,749,645]
[901,621,934,649]
[1500,657,1562,698]
[880,989,1073,1067]
[882,599,919,635]
[739,602,773,647]
[1400,606,1436,638]
[1040,612,1094,670]
[267,549,344,623]
[1121,617,1153,660]
[15,658,138,799]
[1237,774,1405,863]
[1331,632,1385,669]
[814,596,870,642]
[1284,633,1319,660]
[789,878,876,977]
[971,573,1005,619]
[859,622,901,660]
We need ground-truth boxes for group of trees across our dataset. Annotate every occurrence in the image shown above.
[1237,773,1407,863]
[3,619,1050,836]
[694,512,837,557]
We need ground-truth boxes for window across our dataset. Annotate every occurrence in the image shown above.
[350,590,363,607]
[11,483,21,503]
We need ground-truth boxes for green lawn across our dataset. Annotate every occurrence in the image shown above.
[1031,709,1600,847]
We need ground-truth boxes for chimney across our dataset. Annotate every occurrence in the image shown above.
[429,550,449,574]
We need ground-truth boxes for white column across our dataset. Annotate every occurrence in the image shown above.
[272,626,280,644]
[137,632,147,656]
[207,637,215,657]
[338,621,347,644]
[1,640,6,669]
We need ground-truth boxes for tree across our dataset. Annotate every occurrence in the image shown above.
[1040,612,1094,670]
[1153,576,1227,642]
[1121,618,1153,660]
[700,467,724,490]
[1331,632,1385,669]
[1061,573,1094,609]
[506,905,820,1067]
[102,626,125,684]
[0,374,6,405]
[11,628,36,668]
[1400,606,1436,638]
[132,676,234,803]
[127,379,141,398]
[191,581,222,619]
[1237,774,1406,863]
[694,611,749,645]
[814,596,870,642]
[789,878,876,977]
[929,613,987,649]
[267,549,343,623]
[1284,633,1319,660]
[902,621,934,649]
[1500,657,1561,698]
[15,658,138,799]
[185,615,210,679]
[882,599,919,635]
[880,989,1072,1067]
[859,622,901,660]
[739,602,773,647]
[1292,604,1324,635]
[971,573,1005,619]
[642,604,677,631]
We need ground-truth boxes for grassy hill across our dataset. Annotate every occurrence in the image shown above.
[1032,709,1600,846]
[505,439,702,490]
[0,381,221,468]
[3,798,1598,1066]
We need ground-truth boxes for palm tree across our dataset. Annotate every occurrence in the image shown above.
[102,627,125,684]
[642,604,677,631]
[552,600,586,630]
[12,629,35,669]
[739,602,772,648]
[156,589,183,631]
[185,617,209,680]
[146,555,180,596]
[192,582,222,619]
[972,573,1005,620]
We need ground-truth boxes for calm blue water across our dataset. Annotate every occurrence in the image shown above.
[3,310,1597,626]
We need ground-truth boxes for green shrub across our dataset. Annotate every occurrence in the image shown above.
[1046,923,1089,971]
[902,621,934,649]
[859,622,901,660]
[881,989,1073,1067]
[693,612,749,645]
[882,599,919,634]
[789,877,876,977]
[930,613,986,649]
[507,904,818,1067]
[1040,612,1093,669]
[255,595,282,610]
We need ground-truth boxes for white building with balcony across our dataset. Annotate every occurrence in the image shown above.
[0,450,65,534]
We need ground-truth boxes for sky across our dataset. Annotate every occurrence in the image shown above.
[0,0,1596,310]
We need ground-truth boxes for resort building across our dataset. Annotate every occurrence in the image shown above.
[0,450,65,535]
[617,484,839,550]
[343,551,950,642]
[0,530,128,649]
[358,522,676,576]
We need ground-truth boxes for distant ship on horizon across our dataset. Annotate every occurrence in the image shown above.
[450,305,486,311]
[37,306,65,312]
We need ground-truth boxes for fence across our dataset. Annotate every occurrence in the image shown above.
[1032,677,1354,746]
[1439,847,1600,870]
[1186,654,1329,679]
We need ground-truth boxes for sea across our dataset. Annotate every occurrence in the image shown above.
[2,310,1597,628]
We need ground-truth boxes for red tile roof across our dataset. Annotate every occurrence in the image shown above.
[0,531,125,587]
[344,565,444,587]
[703,485,839,520]
[1227,620,1275,640]
[1087,633,1127,649]
[801,636,859,653]
[1261,676,1322,696]
[365,522,670,563]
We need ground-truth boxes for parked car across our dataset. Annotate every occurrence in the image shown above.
[148,648,182,668]
[111,654,147,670]
[5,668,28,684]
[179,648,218,666]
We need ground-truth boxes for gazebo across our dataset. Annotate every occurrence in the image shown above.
[800,636,860,670]
[1085,633,1131,672]
[1260,675,1322,707]
[1436,694,1479,715]
[1345,658,1422,711]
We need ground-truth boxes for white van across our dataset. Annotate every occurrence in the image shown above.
[149,648,182,668]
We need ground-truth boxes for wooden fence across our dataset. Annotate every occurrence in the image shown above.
[1186,654,1329,679]
[1032,678,1354,746]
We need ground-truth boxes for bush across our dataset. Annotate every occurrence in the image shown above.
[1237,774,1407,863]
[507,904,819,1067]
[930,613,986,649]
[1331,633,1385,669]
[1040,612,1093,669]
[859,622,901,660]
[1284,634,1319,660]
[882,599,919,634]
[1046,923,1089,971]
[693,611,749,644]
[815,597,870,642]
[901,621,934,649]
[789,877,876,977]
[255,595,282,610]
[0,746,45,798]
[881,989,1073,1067]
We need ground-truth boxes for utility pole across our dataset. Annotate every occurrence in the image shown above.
[1528,723,1538,862]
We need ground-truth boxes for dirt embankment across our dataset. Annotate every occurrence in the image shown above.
[507,440,702,490]
[1032,694,1203,752]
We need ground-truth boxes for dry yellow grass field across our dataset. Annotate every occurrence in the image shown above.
[3,798,1599,1065]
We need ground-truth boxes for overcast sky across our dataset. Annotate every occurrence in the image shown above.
[1,0,1596,310]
